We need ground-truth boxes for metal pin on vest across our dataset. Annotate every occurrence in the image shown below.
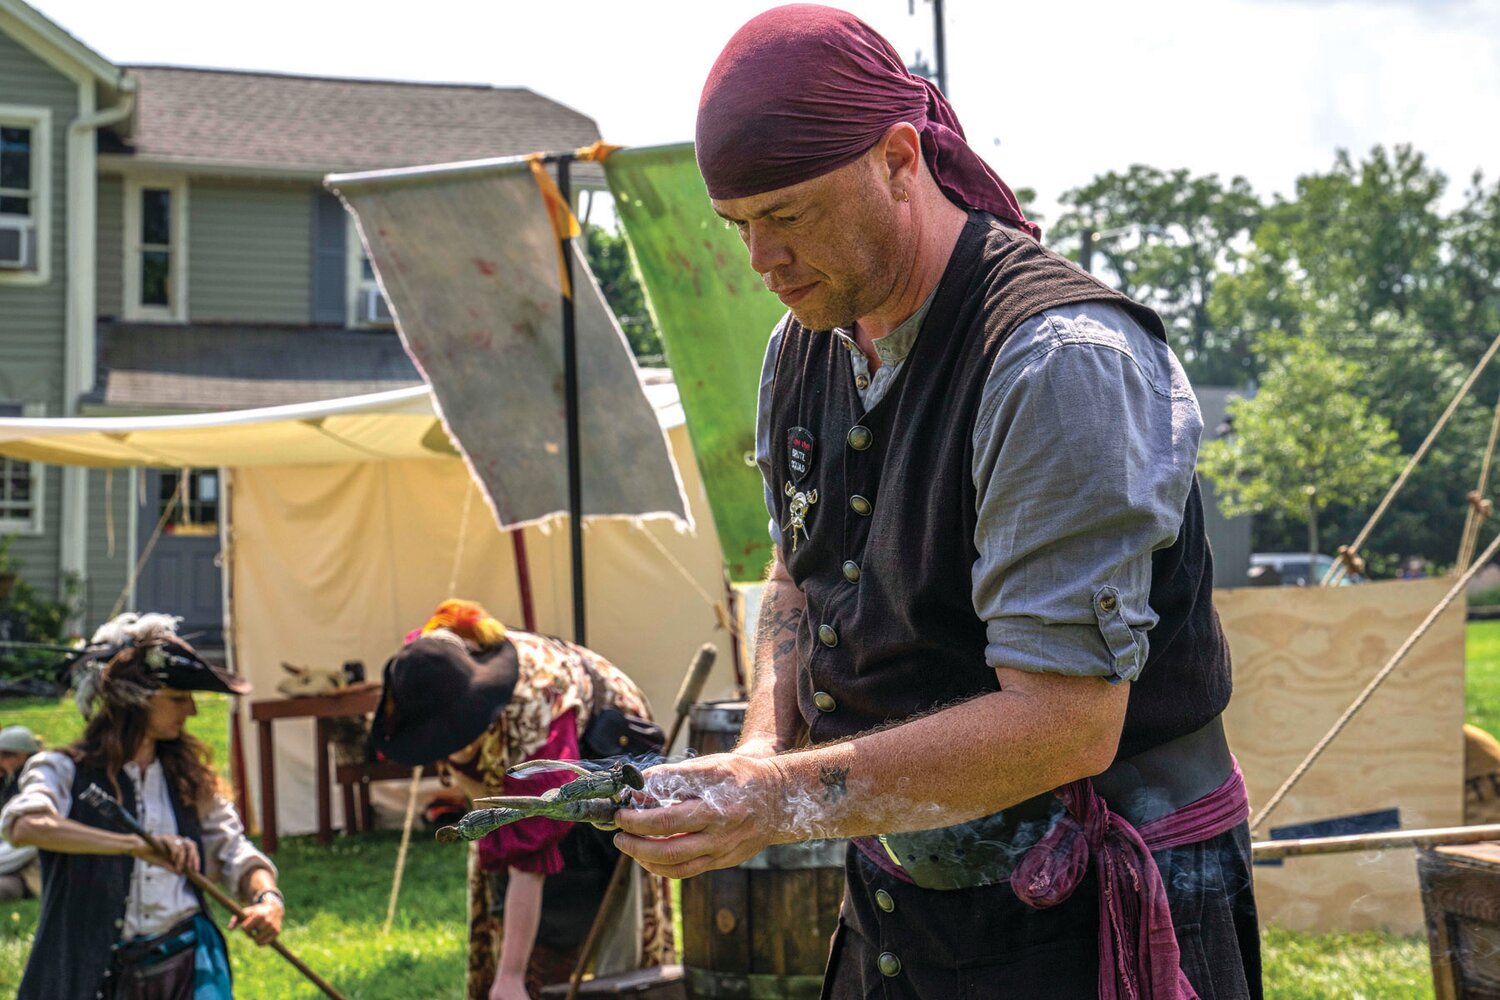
[782,481,819,552]
[782,426,818,552]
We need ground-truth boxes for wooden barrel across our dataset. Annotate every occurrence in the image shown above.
[1418,841,1500,998]
[680,701,844,999]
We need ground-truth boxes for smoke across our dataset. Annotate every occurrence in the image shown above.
[631,761,954,846]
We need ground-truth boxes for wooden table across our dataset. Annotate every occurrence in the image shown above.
[249,687,382,852]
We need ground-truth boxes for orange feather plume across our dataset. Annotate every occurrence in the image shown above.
[419,599,507,648]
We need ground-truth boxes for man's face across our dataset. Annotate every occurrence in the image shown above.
[712,151,904,331]
[0,751,26,777]
[145,688,198,742]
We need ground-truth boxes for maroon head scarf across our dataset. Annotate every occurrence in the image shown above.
[696,4,1039,239]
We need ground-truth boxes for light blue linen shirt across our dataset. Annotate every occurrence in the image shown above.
[755,299,1203,682]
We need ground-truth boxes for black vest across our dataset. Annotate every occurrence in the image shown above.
[19,759,210,1000]
[768,214,1231,762]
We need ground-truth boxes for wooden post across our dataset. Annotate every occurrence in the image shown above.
[257,717,278,853]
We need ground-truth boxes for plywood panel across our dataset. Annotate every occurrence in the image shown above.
[1218,577,1466,934]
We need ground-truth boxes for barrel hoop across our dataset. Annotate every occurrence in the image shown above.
[688,704,748,734]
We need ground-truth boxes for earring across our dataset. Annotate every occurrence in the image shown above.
[895,190,909,203]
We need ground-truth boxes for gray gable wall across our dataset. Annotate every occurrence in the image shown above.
[188,179,313,324]
[0,27,78,596]
[96,174,121,316]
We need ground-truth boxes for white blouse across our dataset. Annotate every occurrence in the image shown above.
[0,751,275,939]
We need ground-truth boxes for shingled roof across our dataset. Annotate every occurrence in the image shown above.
[85,324,422,412]
[113,66,604,178]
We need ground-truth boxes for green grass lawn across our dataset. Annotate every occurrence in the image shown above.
[1466,619,1500,736]
[4,630,1499,998]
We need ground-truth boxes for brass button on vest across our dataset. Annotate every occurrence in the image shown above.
[847,425,873,451]
[850,495,872,516]
[855,374,870,390]
[817,624,839,647]
[813,691,837,713]
[877,952,902,977]
[1099,592,1119,613]
[874,889,895,912]
[842,560,861,583]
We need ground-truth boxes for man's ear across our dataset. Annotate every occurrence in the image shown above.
[880,122,923,195]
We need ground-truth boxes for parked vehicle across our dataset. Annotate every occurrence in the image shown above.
[1248,552,1339,587]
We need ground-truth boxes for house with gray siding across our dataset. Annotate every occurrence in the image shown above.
[0,0,604,644]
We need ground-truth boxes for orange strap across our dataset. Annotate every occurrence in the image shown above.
[528,155,582,299]
[575,140,623,163]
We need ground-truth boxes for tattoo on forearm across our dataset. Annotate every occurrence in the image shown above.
[758,600,805,660]
[773,606,803,656]
[819,765,849,803]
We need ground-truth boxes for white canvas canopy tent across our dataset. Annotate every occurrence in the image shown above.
[0,380,738,835]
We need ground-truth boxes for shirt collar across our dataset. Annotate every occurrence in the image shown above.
[834,287,938,367]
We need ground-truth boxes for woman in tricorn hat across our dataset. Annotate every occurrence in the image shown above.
[372,599,673,1000]
[0,613,285,1000]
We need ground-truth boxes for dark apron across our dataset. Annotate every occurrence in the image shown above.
[823,823,1262,1000]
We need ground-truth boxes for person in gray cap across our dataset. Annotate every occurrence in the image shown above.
[0,724,42,900]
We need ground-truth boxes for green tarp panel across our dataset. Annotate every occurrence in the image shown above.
[604,143,785,582]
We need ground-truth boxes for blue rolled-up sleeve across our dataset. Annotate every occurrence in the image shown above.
[755,316,791,556]
[970,302,1203,682]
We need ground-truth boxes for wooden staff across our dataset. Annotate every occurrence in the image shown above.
[1252,823,1500,861]
[80,784,349,1000]
[564,644,718,999]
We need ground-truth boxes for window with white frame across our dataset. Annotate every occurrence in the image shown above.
[124,176,187,321]
[0,402,44,535]
[0,106,51,284]
[345,217,393,328]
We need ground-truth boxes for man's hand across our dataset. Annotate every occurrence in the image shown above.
[136,834,199,875]
[229,894,284,946]
[613,753,786,879]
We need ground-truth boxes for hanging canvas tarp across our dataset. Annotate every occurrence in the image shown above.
[603,144,785,581]
[327,156,689,530]
[0,386,446,467]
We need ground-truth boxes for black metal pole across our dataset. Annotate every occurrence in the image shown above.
[556,155,586,646]
[932,0,947,95]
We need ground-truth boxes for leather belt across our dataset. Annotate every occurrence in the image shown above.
[874,715,1233,890]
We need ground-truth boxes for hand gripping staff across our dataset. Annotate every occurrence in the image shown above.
[79,784,349,1000]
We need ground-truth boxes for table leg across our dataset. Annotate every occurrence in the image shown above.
[316,718,332,845]
[341,778,357,836]
[257,720,278,854]
[360,779,374,833]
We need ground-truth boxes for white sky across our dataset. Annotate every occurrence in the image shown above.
[29,0,1500,226]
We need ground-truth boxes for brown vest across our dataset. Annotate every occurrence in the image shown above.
[767,214,1232,761]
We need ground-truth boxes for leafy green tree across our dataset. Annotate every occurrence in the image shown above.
[1229,145,1447,334]
[1443,170,1500,352]
[1053,165,1262,384]
[582,222,663,361]
[1199,333,1406,569]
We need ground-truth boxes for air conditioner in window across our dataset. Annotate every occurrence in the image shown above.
[362,283,393,325]
[0,218,32,270]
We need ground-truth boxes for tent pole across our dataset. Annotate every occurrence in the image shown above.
[556,154,587,645]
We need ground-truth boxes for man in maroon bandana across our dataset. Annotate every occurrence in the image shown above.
[614,6,1261,998]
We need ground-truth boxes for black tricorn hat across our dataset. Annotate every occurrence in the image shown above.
[369,635,520,766]
[154,634,252,696]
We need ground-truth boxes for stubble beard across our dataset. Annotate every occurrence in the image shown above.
[787,282,863,332]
